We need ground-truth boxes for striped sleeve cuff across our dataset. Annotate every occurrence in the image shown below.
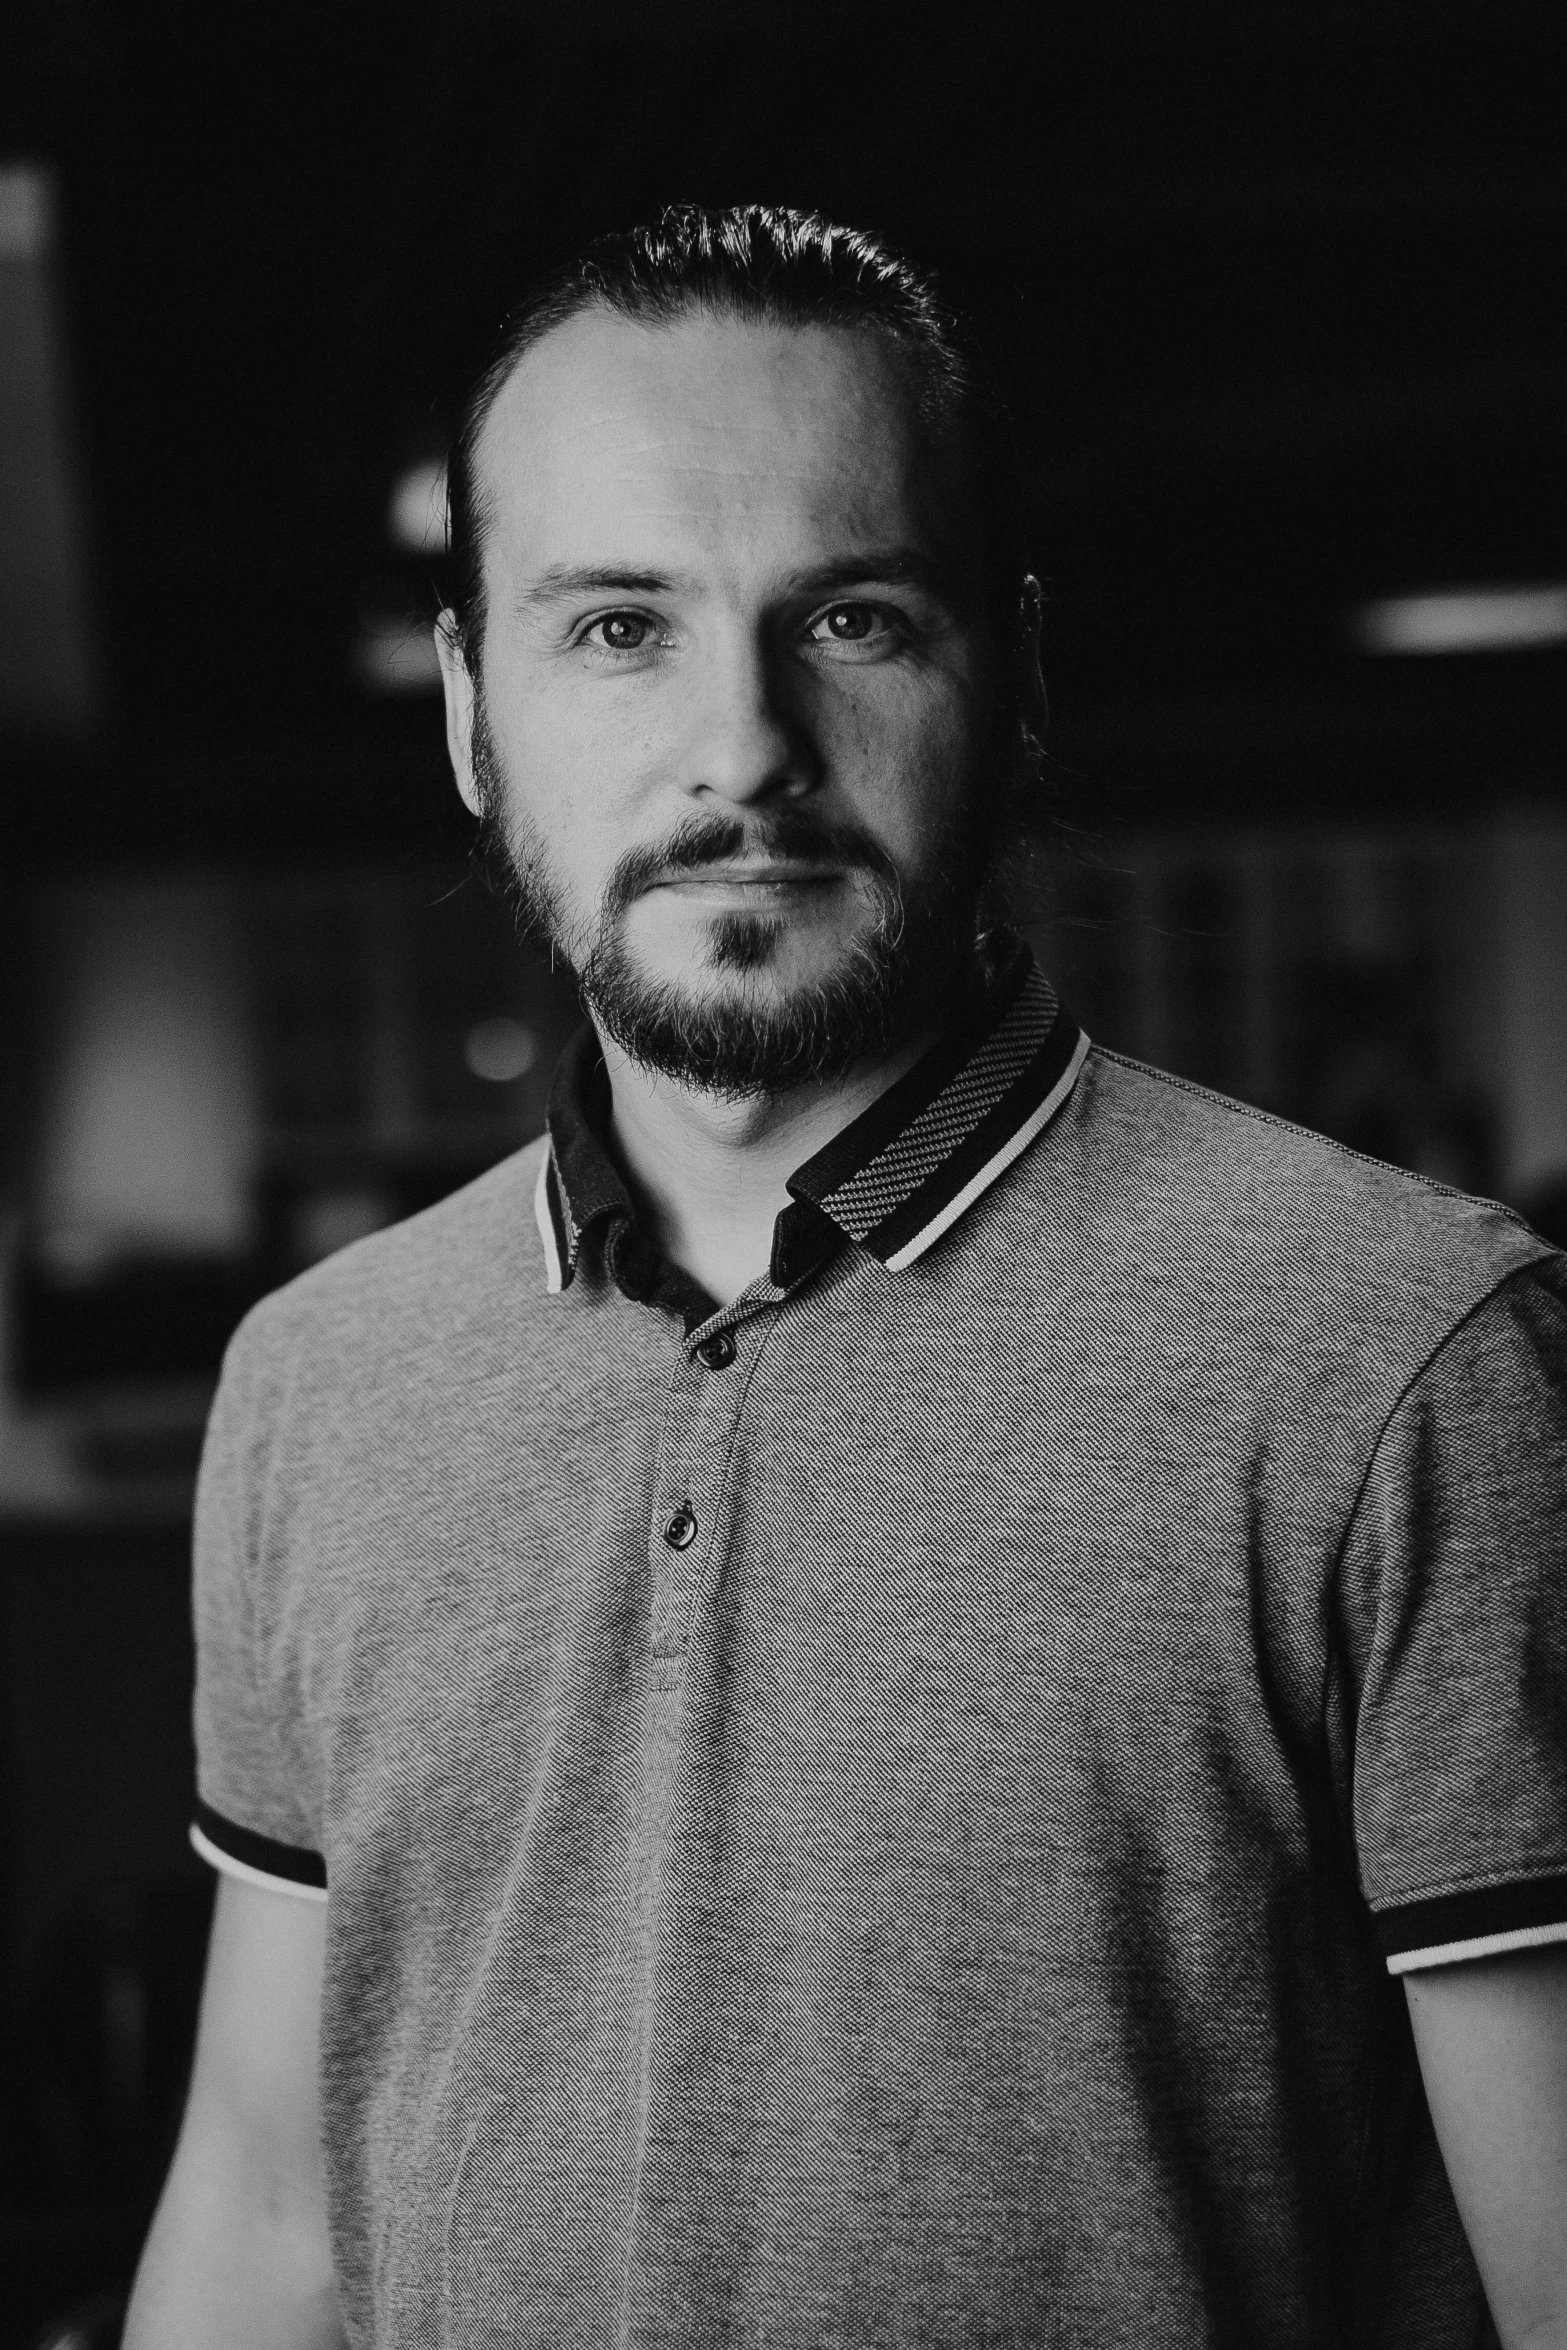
[190,1797,328,1903]
[1375,1873,1567,1972]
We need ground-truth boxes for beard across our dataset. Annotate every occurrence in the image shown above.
[469,691,1030,1101]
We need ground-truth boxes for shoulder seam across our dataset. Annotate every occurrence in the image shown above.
[1327,1255,1561,1601]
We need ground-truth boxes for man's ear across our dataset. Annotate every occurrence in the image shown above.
[435,611,482,817]
[1016,575,1048,756]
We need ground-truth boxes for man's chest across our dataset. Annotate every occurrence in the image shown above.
[285,1294,1390,2350]
[270,1307,1345,1925]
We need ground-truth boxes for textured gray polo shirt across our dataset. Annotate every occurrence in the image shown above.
[191,940,1567,2349]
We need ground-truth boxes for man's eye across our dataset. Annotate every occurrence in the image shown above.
[808,603,888,645]
[583,612,655,651]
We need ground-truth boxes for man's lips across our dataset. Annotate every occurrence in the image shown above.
[648,864,844,892]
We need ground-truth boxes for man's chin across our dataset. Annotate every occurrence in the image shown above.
[580,942,916,1102]
[567,853,996,1098]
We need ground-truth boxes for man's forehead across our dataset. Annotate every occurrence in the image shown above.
[475,307,958,572]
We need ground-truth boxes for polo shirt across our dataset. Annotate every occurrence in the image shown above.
[190,936,1567,2350]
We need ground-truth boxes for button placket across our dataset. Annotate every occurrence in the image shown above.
[648,1325,756,1664]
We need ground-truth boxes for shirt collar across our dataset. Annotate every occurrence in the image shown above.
[534,934,1088,1300]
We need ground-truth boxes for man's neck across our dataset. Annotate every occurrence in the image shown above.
[597,1010,953,1311]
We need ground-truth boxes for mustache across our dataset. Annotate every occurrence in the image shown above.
[601,810,900,920]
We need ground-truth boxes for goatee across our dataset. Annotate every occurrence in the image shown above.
[469,695,1024,1101]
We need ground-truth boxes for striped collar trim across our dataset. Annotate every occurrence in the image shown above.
[786,947,1087,1270]
[533,941,1088,1295]
[533,1148,570,1295]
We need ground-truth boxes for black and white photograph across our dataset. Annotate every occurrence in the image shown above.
[1,5,1564,2345]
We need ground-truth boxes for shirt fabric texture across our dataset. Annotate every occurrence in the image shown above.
[190,941,1567,2350]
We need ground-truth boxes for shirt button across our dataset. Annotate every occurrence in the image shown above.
[696,1331,736,1369]
[663,1505,698,1550]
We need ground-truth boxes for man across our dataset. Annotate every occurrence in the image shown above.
[126,207,1567,2349]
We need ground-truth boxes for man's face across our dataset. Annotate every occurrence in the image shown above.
[439,306,1028,1096]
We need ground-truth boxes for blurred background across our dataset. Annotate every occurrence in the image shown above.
[1,0,1564,2336]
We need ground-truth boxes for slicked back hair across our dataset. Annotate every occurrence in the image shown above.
[444,203,1027,669]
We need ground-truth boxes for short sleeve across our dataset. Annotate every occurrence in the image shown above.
[190,1310,327,1901]
[1340,1256,1567,1971]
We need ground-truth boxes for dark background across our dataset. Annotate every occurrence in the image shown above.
[1,3,1564,2338]
[7,0,1567,851]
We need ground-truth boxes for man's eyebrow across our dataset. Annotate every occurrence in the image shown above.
[515,564,701,609]
[783,547,959,602]
[513,548,959,611]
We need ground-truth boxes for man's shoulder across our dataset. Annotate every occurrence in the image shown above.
[1044,1043,1552,1343]
[227,1133,553,1388]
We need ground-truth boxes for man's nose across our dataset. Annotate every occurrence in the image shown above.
[683,631,821,805]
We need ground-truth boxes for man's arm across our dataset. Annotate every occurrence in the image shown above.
[122,1872,345,2350]
[1406,1947,1567,2350]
